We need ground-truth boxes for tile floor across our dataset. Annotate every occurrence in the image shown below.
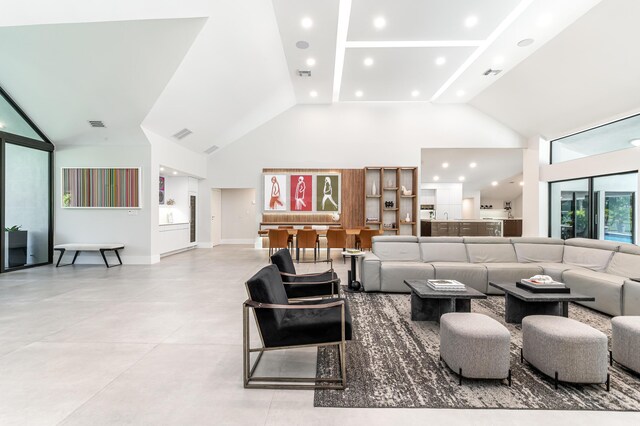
[0,246,637,425]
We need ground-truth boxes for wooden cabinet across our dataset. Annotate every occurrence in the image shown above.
[364,167,418,236]
[423,221,503,237]
[503,219,523,237]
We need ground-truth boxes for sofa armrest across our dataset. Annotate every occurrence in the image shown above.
[623,279,640,315]
[359,252,381,292]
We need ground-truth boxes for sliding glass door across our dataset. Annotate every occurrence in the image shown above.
[550,172,638,244]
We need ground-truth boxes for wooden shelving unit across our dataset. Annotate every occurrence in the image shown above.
[364,166,418,235]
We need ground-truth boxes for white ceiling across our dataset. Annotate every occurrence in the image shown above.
[421,148,523,199]
[470,0,640,139]
[272,0,601,104]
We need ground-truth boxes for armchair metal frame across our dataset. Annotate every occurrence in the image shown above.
[242,297,347,390]
[279,258,340,299]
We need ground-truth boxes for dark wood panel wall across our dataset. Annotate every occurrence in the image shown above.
[262,168,365,246]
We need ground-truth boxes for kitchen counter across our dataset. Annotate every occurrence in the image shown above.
[421,219,503,237]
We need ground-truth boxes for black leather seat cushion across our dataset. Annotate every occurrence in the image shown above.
[274,298,353,348]
[284,271,340,298]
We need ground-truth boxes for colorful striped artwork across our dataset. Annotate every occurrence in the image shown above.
[62,168,140,208]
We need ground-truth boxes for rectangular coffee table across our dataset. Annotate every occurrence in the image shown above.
[489,282,595,324]
[404,280,487,322]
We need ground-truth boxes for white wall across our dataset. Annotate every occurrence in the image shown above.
[220,188,257,244]
[54,142,153,264]
[202,103,524,240]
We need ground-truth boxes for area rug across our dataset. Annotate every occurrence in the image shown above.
[314,292,640,410]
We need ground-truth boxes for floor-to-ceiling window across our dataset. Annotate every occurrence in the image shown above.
[550,172,637,244]
[0,86,54,272]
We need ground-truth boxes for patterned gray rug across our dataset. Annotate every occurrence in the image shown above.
[314,292,640,410]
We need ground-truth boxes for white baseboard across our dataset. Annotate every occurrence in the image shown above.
[221,239,255,245]
[198,242,214,249]
[160,246,197,258]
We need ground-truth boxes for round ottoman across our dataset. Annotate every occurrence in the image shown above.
[522,315,609,390]
[440,313,511,385]
[611,316,640,374]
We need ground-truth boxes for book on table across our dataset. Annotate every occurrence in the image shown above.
[426,279,466,292]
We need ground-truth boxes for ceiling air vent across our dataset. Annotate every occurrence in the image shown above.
[297,70,312,77]
[88,120,105,128]
[204,145,219,154]
[172,128,193,140]
[483,69,502,76]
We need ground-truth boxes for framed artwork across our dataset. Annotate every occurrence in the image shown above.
[316,174,340,212]
[62,167,141,208]
[159,176,165,205]
[290,174,312,211]
[263,174,287,211]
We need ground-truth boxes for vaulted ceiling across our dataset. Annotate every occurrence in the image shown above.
[1,0,638,154]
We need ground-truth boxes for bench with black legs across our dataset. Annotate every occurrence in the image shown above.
[54,244,124,268]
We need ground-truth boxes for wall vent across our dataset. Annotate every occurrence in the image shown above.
[172,128,193,140]
[297,70,312,77]
[204,145,219,154]
[88,120,105,128]
[483,69,502,76]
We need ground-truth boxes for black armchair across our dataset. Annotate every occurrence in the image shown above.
[270,249,340,299]
[243,265,352,389]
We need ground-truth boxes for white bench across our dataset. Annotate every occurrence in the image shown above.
[54,244,124,268]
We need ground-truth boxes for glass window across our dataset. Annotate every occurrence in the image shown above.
[550,179,590,240]
[593,173,637,244]
[0,89,45,142]
[4,143,50,268]
[551,113,640,164]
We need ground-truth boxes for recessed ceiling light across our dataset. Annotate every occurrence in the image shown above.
[435,56,446,66]
[442,162,449,168]
[296,40,310,49]
[433,176,440,181]
[517,38,534,47]
[355,90,363,98]
[301,17,313,29]
[456,90,466,97]
[173,171,178,175]
[373,16,386,29]
[306,57,316,67]
[411,90,420,97]
[363,57,374,67]
[458,176,465,182]
[469,162,477,168]
[491,181,498,186]
[519,181,524,186]
[160,167,165,171]
[630,139,640,147]
[465,16,478,28]
[309,90,318,98]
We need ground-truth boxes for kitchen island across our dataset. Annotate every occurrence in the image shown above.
[421,219,503,237]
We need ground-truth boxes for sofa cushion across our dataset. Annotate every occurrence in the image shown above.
[563,269,624,316]
[484,263,544,295]
[606,252,640,278]
[418,237,464,243]
[562,246,615,272]
[380,262,434,293]
[420,242,468,262]
[431,262,488,293]
[510,237,565,245]
[513,243,564,263]
[360,252,381,292]
[618,243,640,255]
[564,237,620,251]
[535,263,587,282]
[623,280,640,316]
[466,243,517,263]
[464,237,512,244]
[373,236,421,261]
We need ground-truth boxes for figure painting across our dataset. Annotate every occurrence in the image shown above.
[316,174,340,212]
[290,175,312,211]
[264,174,287,211]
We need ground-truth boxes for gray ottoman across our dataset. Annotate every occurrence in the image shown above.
[611,316,640,374]
[522,315,609,390]
[440,313,511,385]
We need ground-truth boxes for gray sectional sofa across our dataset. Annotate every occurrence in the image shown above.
[359,236,640,316]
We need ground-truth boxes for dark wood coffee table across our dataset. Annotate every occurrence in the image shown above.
[489,282,595,324]
[404,280,487,322]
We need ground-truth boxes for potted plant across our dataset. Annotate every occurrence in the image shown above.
[5,225,27,267]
